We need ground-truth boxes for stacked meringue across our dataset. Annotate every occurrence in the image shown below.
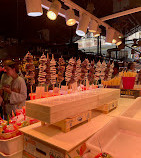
[95,60,101,82]
[24,51,35,85]
[50,55,56,85]
[88,60,95,84]
[75,58,81,83]
[57,56,65,84]
[65,57,75,84]
[38,53,47,85]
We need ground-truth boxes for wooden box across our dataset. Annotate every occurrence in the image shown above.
[26,91,98,124]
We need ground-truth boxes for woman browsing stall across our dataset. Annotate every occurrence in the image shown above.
[3,60,27,116]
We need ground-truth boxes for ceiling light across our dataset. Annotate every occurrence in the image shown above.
[88,20,98,32]
[76,13,90,36]
[25,0,43,17]
[65,9,76,26]
[116,38,122,46]
[112,34,117,44]
[93,28,101,37]
[105,28,115,43]
[47,0,61,20]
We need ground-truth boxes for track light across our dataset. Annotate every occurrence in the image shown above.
[93,28,101,37]
[65,9,76,26]
[116,38,122,46]
[76,13,90,36]
[112,33,117,44]
[25,0,43,17]
[47,0,61,20]
[88,20,98,32]
[105,28,115,43]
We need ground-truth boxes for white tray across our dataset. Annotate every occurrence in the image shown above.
[121,97,141,119]
[0,135,23,155]
[86,116,141,158]
[0,150,22,158]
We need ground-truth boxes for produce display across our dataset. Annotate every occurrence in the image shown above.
[0,108,38,139]
[50,55,56,85]
[24,51,35,85]
[57,56,65,85]
[38,53,47,85]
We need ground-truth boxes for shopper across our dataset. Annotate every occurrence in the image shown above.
[127,62,136,72]
[3,60,27,116]
[112,63,119,78]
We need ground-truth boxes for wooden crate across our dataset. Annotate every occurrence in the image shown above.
[26,89,120,125]
[97,100,118,114]
[120,89,140,99]
[54,111,91,132]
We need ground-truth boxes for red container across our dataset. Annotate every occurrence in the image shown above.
[122,77,135,89]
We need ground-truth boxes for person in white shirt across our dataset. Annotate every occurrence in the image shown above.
[3,60,27,116]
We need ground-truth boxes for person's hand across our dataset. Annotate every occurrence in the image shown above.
[3,87,11,94]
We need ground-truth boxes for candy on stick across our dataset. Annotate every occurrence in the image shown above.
[75,58,81,86]
[95,60,101,84]
[70,58,77,85]
[46,53,51,93]
[38,53,47,85]
[100,60,106,81]
[57,56,65,89]
[88,60,95,84]
[50,54,56,95]
[65,57,75,86]
[24,51,35,99]
[81,58,90,85]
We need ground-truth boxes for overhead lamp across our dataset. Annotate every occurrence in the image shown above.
[65,9,76,26]
[25,0,43,17]
[93,28,101,37]
[88,20,98,32]
[132,39,138,48]
[116,38,122,46]
[112,33,118,44]
[76,13,90,36]
[105,28,115,43]
[47,0,61,20]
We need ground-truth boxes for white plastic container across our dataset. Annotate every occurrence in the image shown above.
[0,150,22,158]
[121,97,141,119]
[0,135,23,155]
[86,116,141,158]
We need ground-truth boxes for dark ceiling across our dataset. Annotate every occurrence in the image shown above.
[0,0,141,45]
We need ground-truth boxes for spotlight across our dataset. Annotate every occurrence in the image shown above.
[25,0,43,17]
[76,13,90,36]
[65,9,76,26]
[105,28,115,43]
[93,28,101,37]
[47,0,61,20]
[116,38,122,46]
[112,34,117,44]
[88,20,98,33]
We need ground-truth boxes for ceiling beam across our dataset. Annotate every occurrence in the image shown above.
[41,0,123,37]
[100,7,141,21]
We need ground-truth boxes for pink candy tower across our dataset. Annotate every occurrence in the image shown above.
[38,53,47,85]
[88,60,95,84]
[75,58,82,84]
[81,58,90,84]
[50,54,56,86]
[65,57,75,85]
[46,53,51,86]
[57,56,65,85]
[24,51,35,85]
